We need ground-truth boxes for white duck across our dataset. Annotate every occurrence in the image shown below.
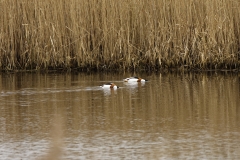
[123,77,148,82]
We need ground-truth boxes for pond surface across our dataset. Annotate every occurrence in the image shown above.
[0,72,240,159]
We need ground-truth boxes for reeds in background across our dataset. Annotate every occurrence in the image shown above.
[0,0,240,71]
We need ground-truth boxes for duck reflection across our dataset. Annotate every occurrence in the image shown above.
[101,88,118,96]
[123,81,145,94]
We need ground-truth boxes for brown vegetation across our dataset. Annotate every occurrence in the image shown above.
[0,0,240,71]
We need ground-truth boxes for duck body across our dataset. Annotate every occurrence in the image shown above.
[100,83,119,89]
[124,77,147,82]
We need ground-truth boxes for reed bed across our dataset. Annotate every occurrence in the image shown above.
[0,0,240,71]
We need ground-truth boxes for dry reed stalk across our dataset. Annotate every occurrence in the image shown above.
[39,115,64,160]
[0,0,239,71]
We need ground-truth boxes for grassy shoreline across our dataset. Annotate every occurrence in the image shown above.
[0,0,240,71]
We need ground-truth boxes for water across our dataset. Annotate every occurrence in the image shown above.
[0,72,240,159]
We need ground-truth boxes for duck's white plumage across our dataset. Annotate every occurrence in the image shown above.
[100,83,119,89]
[123,77,147,82]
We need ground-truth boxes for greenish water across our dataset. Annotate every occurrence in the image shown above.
[0,72,240,159]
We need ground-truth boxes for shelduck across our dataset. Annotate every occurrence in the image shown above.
[123,77,148,82]
[100,83,119,89]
